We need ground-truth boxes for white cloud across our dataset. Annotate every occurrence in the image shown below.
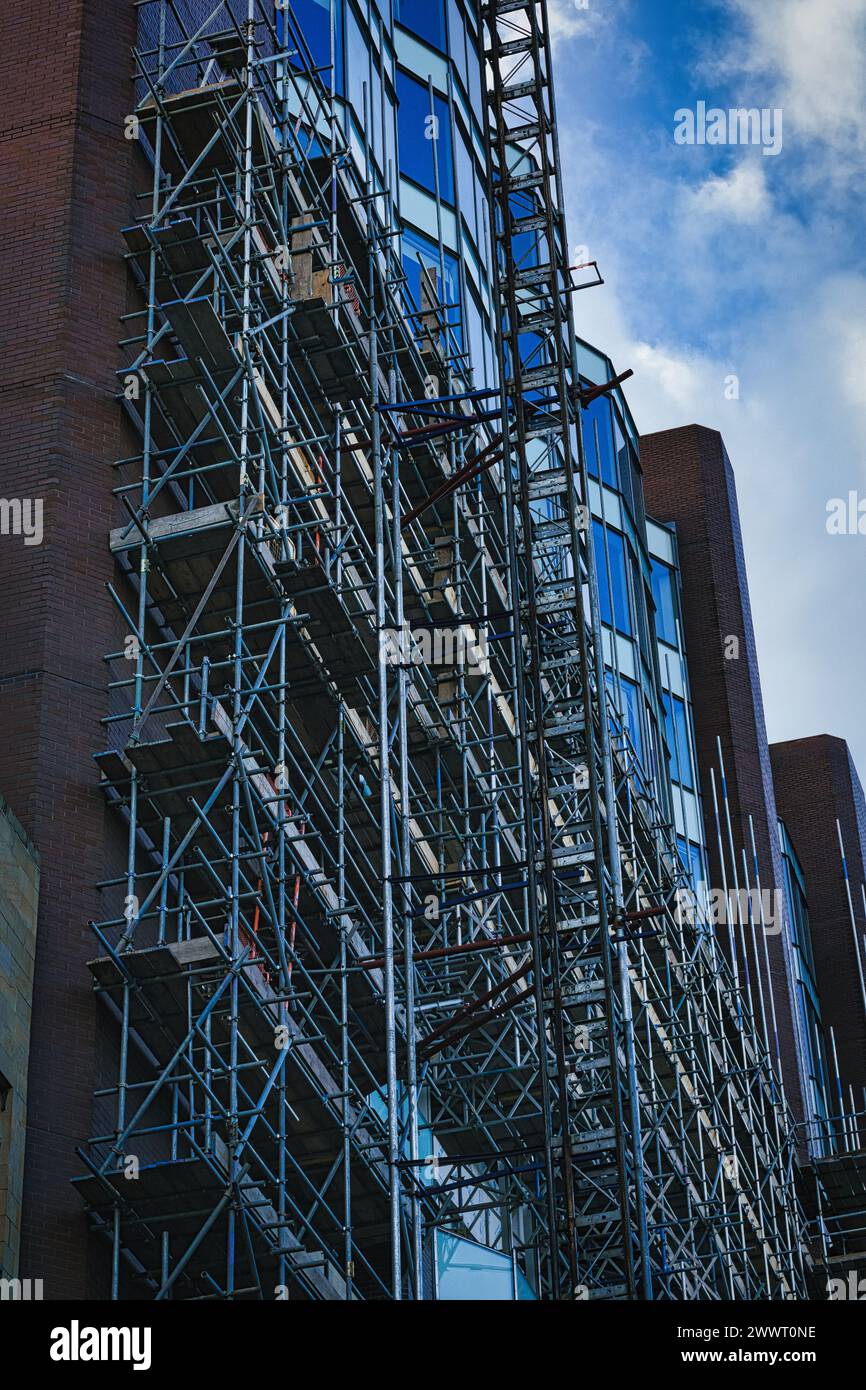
[547,0,599,45]
[551,0,866,772]
[823,279,866,413]
[712,0,866,174]
[685,160,771,223]
[580,265,866,772]
[629,342,707,411]
[547,0,646,73]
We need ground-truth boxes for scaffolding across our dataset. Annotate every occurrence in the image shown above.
[74,0,808,1299]
[799,1105,866,1298]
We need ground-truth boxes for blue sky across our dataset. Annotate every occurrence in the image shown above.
[549,0,866,775]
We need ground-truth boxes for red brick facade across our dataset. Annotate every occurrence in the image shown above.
[770,736,866,1102]
[0,0,135,1296]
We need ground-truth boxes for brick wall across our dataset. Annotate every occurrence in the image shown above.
[770,736,866,1101]
[640,424,810,1126]
[0,0,136,1296]
[0,794,40,1276]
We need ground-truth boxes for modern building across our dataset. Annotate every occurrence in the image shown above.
[0,0,844,1303]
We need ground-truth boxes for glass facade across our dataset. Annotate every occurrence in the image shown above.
[779,819,830,1145]
[577,342,824,1147]
[395,1,494,383]
[435,1231,536,1300]
[649,517,708,905]
[282,0,495,388]
[578,343,826,1151]
[578,336,710,909]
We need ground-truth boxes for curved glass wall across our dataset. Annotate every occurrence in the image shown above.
[578,339,709,907]
[779,819,830,1147]
[280,0,496,388]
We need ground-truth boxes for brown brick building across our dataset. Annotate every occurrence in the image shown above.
[770,736,866,1108]
[0,0,135,1296]
[640,424,811,1126]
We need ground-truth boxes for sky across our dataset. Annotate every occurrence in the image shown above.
[548,0,866,775]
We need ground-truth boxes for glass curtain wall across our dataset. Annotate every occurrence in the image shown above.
[578,338,709,907]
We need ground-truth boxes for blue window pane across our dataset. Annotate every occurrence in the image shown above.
[447,0,468,84]
[456,128,478,247]
[465,284,490,386]
[672,696,692,789]
[582,394,616,486]
[663,693,676,780]
[396,70,455,202]
[633,555,653,666]
[677,835,689,875]
[592,523,630,635]
[606,670,645,784]
[510,194,540,270]
[605,669,618,721]
[401,225,462,352]
[344,14,393,171]
[676,838,704,898]
[465,25,483,125]
[383,69,397,181]
[689,843,705,899]
[621,438,642,524]
[607,530,631,635]
[346,7,369,126]
[477,189,489,258]
[397,0,447,49]
[593,520,612,627]
[651,558,678,646]
[663,693,693,789]
[678,838,706,900]
[288,0,344,93]
[436,1232,532,1300]
[613,411,628,496]
[644,705,660,788]
[621,677,643,766]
